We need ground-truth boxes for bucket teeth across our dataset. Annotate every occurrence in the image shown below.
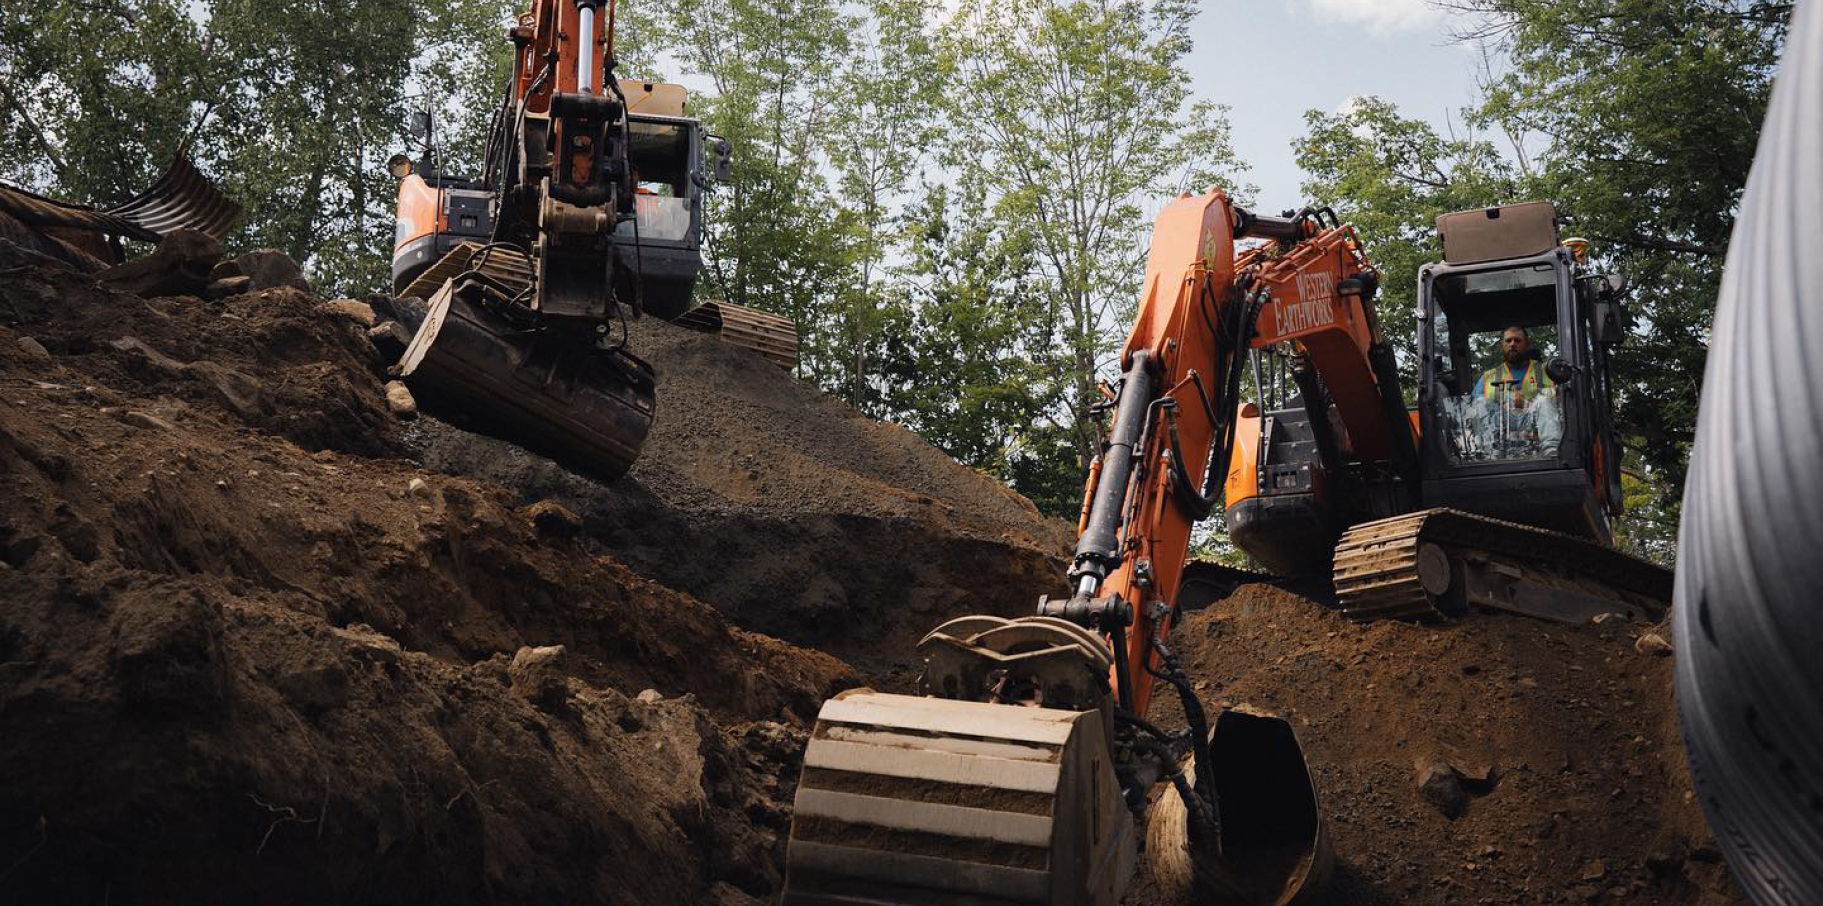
[782,690,1135,906]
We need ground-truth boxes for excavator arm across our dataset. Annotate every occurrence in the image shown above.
[782,190,1386,905]
[1059,190,1398,720]
[388,0,663,482]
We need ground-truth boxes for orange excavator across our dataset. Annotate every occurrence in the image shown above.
[780,190,1673,904]
[384,0,795,481]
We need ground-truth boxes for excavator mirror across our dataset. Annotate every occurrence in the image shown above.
[386,154,413,179]
[1592,300,1628,345]
[409,110,432,141]
[1599,272,1628,297]
[708,135,733,183]
[1546,356,1576,385]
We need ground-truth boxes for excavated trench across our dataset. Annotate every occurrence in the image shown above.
[0,239,1745,905]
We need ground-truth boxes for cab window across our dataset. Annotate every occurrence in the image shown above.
[1428,264,1564,464]
[618,118,692,241]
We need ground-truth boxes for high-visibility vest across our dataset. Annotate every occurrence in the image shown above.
[1481,361,1553,403]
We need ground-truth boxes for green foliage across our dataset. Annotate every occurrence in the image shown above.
[941,0,1247,482]
[880,181,1077,510]
[1457,0,1789,509]
[658,0,859,385]
[0,0,516,296]
[1295,96,1521,376]
[0,0,211,201]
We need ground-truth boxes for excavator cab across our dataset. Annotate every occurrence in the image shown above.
[389,82,717,316]
[1417,202,1629,542]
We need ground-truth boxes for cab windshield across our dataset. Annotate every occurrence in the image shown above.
[618,118,693,241]
[1428,263,1564,464]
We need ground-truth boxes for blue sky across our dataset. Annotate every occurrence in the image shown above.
[1187,0,1488,209]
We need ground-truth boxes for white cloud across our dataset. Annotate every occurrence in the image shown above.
[1305,0,1444,36]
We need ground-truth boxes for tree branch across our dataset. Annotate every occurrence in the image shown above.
[1594,233,1725,257]
[0,74,69,184]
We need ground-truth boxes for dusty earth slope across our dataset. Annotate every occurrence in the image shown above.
[0,242,852,904]
[408,312,1073,659]
[0,237,1744,905]
[1132,583,1742,906]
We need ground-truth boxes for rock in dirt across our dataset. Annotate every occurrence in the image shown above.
[95,228,223,297]
[384,380,418,419]
[1647,838,1689,876]
[1418,760,1469,818]
[234,248,311,292]
[15,334,50,359]
[407,476,433,499]
[525,499,583,538]
[208,258,242,281]
[509,644,572,711]
[325,297,377,328]
[204,274,252,299]
[368,320,413,360]
[116,409,177,431]
[1636,631,1674,656]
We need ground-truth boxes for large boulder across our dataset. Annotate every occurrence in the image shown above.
[234,248,313,292]
[95,229,223,297]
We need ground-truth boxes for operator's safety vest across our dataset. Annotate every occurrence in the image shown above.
[1480,361,1553,403]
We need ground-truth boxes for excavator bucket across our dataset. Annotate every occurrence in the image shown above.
[1147,708,1333,906]
[396,276,655,481]
[782,689,1137,906]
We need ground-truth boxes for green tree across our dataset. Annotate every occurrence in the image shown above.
[823,0,947,413]
[880,180,1077,509]
[1455,0,1788,494]
[942,0,1248,484]
[0,0,211,203]
[1295,96,1521,377]
[659,0,858,385]
[204,0,421,292]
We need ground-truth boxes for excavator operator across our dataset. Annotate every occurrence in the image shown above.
[1474,325,1561,458]
[1481,325,1554,408]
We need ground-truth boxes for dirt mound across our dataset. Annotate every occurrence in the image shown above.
[0,244,853,903]
[0,241,398,458]
[0,236,1748,905]
[410,313,1074,656]
[1131,583,1745,906]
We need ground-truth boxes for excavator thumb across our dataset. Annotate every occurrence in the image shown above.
[396,271,655,481]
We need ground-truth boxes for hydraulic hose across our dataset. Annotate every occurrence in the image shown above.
[1674,5,1823,903]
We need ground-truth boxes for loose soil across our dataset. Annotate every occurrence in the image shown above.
[0,237,1747,904]
[1130,582,1744,906]
[408,312,1074,659]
